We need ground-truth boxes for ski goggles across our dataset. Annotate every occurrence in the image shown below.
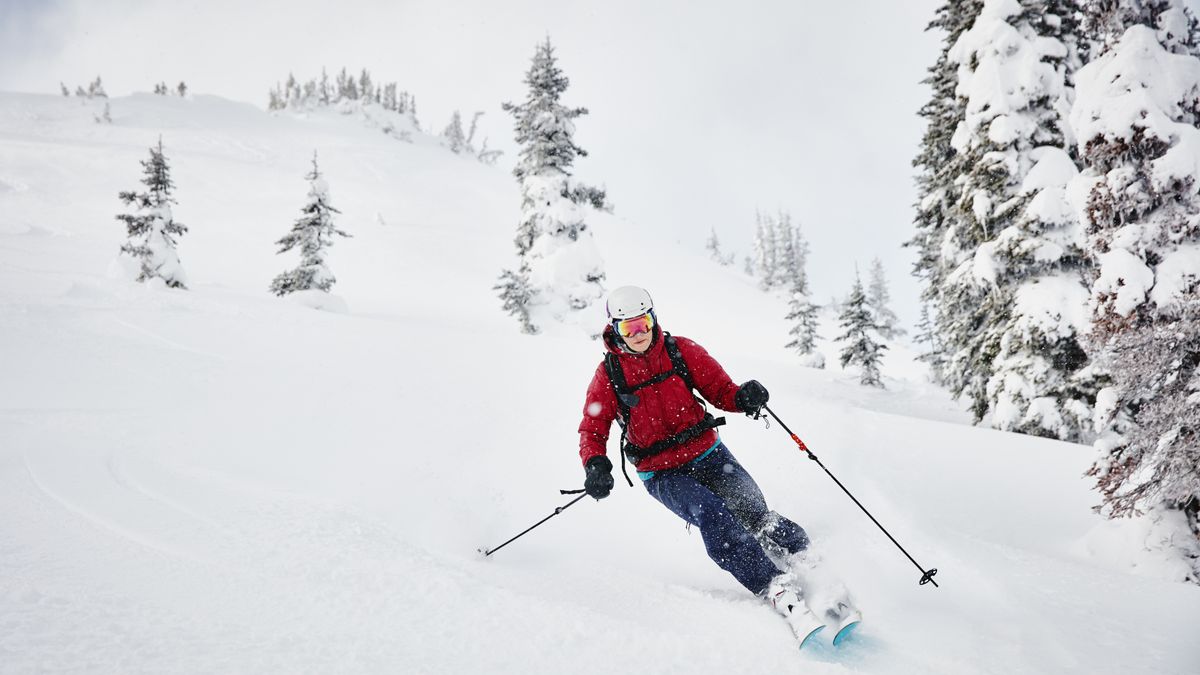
[614,311,655,338]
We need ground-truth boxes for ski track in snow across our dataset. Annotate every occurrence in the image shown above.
[1,91,1199,674]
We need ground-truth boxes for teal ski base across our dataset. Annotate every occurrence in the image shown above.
[798,625,825,650]
[833,620,861,646]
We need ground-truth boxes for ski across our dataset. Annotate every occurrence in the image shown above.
[785,605,827,650]
[831,611,863,646]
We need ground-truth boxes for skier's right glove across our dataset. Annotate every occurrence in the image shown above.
[583,455,615,500]
[735,379,770,414]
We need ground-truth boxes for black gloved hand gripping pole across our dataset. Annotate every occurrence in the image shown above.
[759,403,939,588]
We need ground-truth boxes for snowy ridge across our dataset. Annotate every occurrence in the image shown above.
[2,92,1199,674]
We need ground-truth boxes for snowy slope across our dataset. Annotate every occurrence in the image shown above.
[1,92,1198,674]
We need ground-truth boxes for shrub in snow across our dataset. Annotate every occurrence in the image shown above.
[496,37,608,331]
[837,274,887,387]
[440,110,503,164]
[269,154,350,296]
[115,137,188,289]
[1071,0,1200,579]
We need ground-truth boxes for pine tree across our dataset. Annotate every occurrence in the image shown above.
[494,266,538,334]
[496,37,607,329]
[1073,0,1200,578]
[88,76,107,98]
[914,302,946,381]
[751,211,777,290]
[837,274,887,387]
[358,69,374,102]
[866,258,904,339]
[909,0,985,392]
[909,0,985,300]
[912,0,1096,429]
[442,111,467,153]
[782,214,810,291]
[269,154,351,296]
[950,0,1097,441]
[116,138,187,289]
[59,82,69,97]
[705,227,722,262]
[785,272,823,368]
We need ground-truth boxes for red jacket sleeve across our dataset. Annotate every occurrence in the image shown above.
[675,337,741,412]
[578,361,619,467]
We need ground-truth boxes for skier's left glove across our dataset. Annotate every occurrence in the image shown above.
[583,456,615,500]
[735,380,769,414]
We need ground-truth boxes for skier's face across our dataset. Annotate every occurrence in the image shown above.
[622,330,653,353]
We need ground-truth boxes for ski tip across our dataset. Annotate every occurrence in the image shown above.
[798,625,825,650]
[832,620,861,646]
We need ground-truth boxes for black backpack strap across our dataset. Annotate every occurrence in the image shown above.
[601,334,725,479]
[602,353,635,487]
[663,333,696,392]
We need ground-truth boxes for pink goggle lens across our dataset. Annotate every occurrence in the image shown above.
[615,312,654,338]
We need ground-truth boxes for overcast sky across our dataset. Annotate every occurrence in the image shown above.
[9,0,1180,326]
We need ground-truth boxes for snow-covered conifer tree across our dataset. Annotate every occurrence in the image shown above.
[910,0,985,302]
[59,82,69,97]
[1071,0,1200,577]
[782,214,810,291]
[751,211,778,290]
[867,258,904,339]
[358,69,373,102]
[269,154,350,296]
[494,267,538,335]
[913,0,1095,426]
[705,227,723,262]
[116,138,187,289]
[705,227,734,266]
[496,37,607,330]
[914,302,947,381]
[950,0,1097,440]
[442,111,466,154]
[784,250,823,368]
[88,76,107,98]
[772,212,796,289]
[910,0,985,402]
[837,274,887,387]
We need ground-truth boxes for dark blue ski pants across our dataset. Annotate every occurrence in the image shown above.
[643,441,809,595]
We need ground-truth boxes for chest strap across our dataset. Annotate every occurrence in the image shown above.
[603,333,727,470]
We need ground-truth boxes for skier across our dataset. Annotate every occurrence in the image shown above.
[577,285,852,646]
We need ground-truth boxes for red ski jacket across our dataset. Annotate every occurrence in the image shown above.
[578,325,742,473]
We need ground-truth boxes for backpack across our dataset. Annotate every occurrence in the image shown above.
[603,333,726,485]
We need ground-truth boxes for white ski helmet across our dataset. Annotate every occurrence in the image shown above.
[606,286,654,319]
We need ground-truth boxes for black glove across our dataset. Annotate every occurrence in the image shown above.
[584,455,614,500]
[735,379,769,414]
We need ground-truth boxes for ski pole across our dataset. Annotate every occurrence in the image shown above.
[761,404,940,588]
[481,493,588,557]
